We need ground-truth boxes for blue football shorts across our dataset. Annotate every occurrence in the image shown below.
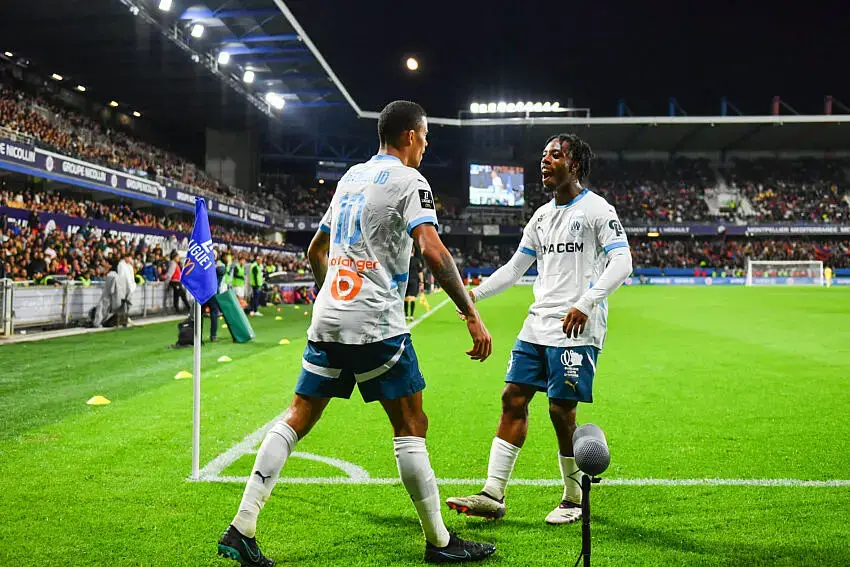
[505,339,599,402]
[294,333,425,403]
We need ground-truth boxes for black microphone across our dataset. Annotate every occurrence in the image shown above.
[572,423,610,477]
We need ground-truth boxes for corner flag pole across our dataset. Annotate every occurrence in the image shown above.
[192,299,202,480]
[180,198,217,481]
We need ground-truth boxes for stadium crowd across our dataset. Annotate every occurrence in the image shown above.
[0,187,281,247]
[0,219,310,285]
[449,238,850,273]
[3,68,848,227]
[0,186,311,285]
[723,158,848,224]
[629,237,850,270]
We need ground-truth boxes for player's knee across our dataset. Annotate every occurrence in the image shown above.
[548,400,577,425]
[501,386,530,421]
[284,394,328,438]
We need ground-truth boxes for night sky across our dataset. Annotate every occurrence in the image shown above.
[290,0,849,118]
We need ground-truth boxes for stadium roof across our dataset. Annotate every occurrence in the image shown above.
[0,0,352,135]
[2,0,849,158]
[455,116,850,154]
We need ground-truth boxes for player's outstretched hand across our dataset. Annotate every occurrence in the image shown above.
[456,289,477,321]
[465,312,492,362]
[561,307,588,339]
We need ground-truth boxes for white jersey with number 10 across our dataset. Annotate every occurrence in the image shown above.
[308,154,438,345]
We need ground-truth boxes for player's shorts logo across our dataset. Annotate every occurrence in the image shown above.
[330,268,363,301]
[561,350,583,367]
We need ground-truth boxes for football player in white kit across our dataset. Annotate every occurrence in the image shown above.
[446,134,632,525]
[217,101,496,566]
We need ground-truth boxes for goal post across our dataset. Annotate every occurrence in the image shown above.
[745,260,824,286]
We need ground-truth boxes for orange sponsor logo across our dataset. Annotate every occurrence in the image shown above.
[329,256,380,271]
[330,268,364,301]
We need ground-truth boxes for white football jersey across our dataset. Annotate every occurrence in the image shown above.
[308,154,438,344]
[518,189,629,349]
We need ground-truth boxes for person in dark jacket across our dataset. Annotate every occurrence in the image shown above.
[205,254,227,342]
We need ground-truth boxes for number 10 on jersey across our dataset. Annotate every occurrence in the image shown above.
[334,194,366,246]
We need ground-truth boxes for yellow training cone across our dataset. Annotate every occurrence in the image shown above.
[277,308,282,312]
[86,395,111,406]
[174,370,192,380]
[275,316,283,321]
[217,355,232,363]
[222,324,228,328]
[294,305,300,310]
[279,338,291,345]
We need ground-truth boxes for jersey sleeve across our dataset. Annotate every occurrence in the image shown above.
[594,204,629,254]
[401,175,439,235]
[518,218,539,258]
[319,203,333,234]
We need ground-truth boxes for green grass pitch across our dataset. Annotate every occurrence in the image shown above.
[1,286,849,566]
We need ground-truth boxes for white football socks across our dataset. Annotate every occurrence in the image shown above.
[559,453,583,504]
[232,420,299,537]
[393,436,450,547]
[482,437,521,501]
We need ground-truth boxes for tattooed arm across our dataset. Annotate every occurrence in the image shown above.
[412,223,492,361]
[307,228,330,289]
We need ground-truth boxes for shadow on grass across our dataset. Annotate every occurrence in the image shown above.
[595,513,850,566]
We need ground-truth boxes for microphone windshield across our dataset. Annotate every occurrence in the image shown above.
[572,423,610,477]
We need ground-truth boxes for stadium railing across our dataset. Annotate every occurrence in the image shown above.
[0,125,35,146]
[0,279,174,336]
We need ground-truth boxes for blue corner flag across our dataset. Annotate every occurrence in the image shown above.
[181,198,217,304]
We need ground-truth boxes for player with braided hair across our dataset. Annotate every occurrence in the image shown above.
[446,133,632,525]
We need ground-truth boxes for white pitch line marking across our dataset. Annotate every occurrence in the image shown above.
[196,296,454,482]
[289,451,371,481]
[197,413,284,480]
[408,296,452,329]
[201,476,850,487]
[197,296,850,489]
[197,296,850,490]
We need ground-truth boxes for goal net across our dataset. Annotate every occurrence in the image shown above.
[745,260,824,286]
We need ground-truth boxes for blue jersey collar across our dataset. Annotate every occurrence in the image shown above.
[554,188,589,209]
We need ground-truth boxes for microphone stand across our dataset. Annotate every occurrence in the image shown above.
[573,475,601,567]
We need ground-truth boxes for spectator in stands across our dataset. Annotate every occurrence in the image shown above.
[162,250,190,313]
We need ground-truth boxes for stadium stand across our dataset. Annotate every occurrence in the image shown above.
[3,61,847,229]
[0,63,277,218]
[456,238,850,273]
[629,237,850,270]
[0,187,310,284]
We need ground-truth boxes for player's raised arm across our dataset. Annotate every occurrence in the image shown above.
[472,245,537,303]
[471,218,538,303]
[412,223,492,361]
